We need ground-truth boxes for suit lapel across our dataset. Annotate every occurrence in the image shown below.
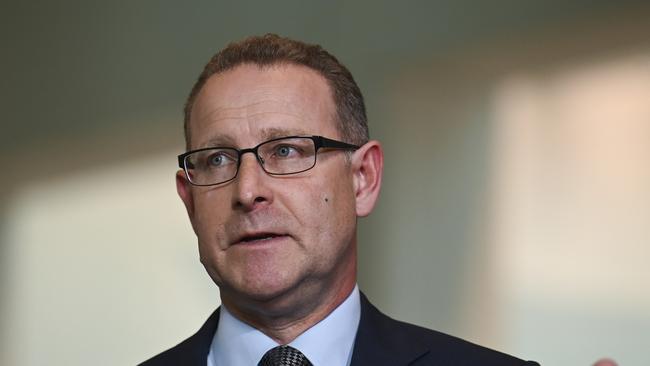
[350,293,430,366]
[177,308,220,366]
[171,295,432,366]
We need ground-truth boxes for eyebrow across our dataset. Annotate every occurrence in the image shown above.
[259,127,310,141]
[198,127,312,149]
[198,135,238,149]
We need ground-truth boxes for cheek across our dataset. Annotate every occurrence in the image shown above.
[192,188,228,218]
[191,190,229,245]
[311,188,357,268]
[310,179,357,235]
[192,193,230,283]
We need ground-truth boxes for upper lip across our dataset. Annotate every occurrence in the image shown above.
[232,231,288,244]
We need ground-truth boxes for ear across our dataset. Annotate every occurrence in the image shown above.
[351,140,384,217]
[176,169,197,232]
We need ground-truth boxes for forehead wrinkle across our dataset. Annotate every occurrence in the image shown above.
[198,71,325,114]
[193,98,319,146]
[195,106,312,136]
[190,64,339,149]
[195,97,307,128]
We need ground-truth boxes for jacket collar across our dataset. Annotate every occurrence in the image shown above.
[168,292,430,366]
[350,292,431,365]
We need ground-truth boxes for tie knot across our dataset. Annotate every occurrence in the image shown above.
[258,345,313,366]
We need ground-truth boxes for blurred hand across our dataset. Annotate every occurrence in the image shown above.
[593,359,617,366]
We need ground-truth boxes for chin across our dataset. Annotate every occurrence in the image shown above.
[225,273,313,309]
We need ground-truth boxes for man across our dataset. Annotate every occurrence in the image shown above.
[141,34,539,365]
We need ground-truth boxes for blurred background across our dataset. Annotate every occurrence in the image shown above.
[2,1,649,365]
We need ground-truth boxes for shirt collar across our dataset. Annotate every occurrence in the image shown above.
[208,285,361,366]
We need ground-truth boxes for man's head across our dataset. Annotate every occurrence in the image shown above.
[183,33,369,150]
[176,35,383,329]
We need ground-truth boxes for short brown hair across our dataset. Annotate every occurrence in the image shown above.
[184,34,369,148]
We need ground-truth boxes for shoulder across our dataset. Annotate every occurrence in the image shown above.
[138,309,220,366]
[353,293,539,366]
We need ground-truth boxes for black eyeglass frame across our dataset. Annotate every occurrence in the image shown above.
[177,135,360,186]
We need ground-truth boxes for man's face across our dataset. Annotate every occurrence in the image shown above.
[178,64,359,310]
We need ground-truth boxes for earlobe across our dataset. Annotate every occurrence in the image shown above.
[352,140,384,217]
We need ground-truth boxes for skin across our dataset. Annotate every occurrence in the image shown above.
[176,63,383,344]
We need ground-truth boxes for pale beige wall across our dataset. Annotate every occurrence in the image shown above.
[3,153,218,365]
[489,53,650,365]
[358,12,650,365]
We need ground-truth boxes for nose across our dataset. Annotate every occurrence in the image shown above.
[232,151,272,211]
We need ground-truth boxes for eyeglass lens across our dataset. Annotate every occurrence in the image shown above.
[184,137,318,185]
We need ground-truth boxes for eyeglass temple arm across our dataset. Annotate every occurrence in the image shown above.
[315,136,360,150]
[178,154,197,169]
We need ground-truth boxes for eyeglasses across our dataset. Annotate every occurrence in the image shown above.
[178,135,360,186]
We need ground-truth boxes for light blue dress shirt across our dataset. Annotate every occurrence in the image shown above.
[207,285,361,366]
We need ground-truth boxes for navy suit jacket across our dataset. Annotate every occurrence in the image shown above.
[140,293,539,365]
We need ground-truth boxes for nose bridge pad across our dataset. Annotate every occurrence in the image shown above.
[234,148,270,208]
[252,146,266,168]
[237,149,265,177]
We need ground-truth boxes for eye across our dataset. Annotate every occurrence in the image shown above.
[209,154,224,166]
[207,151,235,167]
[274,144,297,158]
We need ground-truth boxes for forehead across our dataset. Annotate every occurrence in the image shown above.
[189,63,338,148]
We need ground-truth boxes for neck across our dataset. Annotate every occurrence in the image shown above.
[222,272,356,344]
